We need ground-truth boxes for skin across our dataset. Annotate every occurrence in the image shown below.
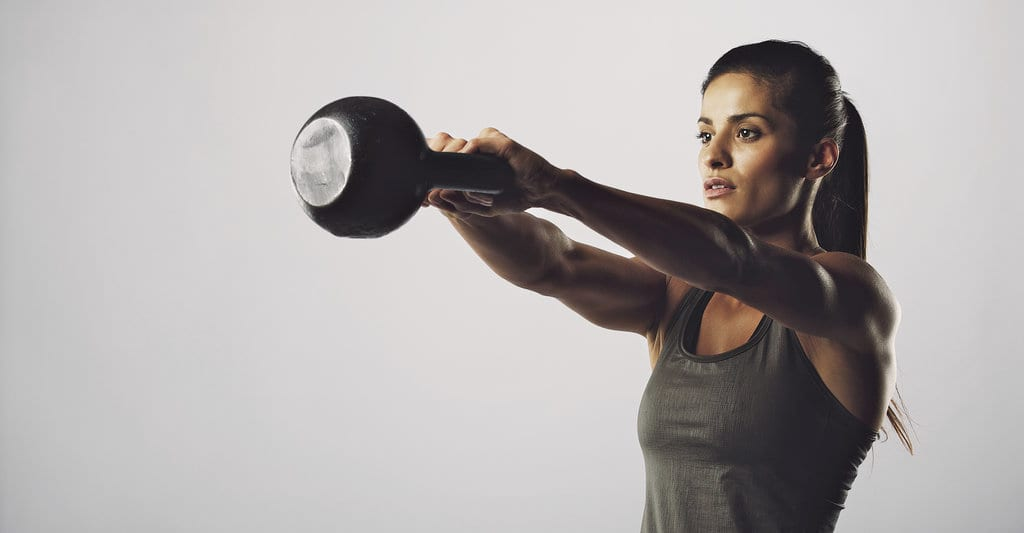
[696,73,828,253]
[423,73,899,432]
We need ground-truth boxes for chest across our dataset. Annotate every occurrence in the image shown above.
[648,282,885,432]
[638,340,818,463]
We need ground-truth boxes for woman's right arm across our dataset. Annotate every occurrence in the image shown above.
[428,198,668,339]
[423,132,667,339]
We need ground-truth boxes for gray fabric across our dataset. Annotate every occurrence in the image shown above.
[637,287,879,533]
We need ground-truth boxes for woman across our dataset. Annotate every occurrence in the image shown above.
[422,40,914,532]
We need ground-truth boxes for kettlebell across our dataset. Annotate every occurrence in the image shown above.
[289,96,515,238]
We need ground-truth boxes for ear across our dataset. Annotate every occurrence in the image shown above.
[804,138,839,180]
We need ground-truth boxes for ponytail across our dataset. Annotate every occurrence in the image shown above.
[811,95,868,259]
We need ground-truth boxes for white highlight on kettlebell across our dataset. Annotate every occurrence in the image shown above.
[290,117,352,207]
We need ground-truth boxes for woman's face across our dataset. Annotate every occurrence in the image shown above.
[696,72,808,228]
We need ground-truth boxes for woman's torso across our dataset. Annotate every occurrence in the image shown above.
[647,275,889,432]
[637,279,884,532]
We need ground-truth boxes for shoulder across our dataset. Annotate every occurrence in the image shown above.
[810,251,902,349]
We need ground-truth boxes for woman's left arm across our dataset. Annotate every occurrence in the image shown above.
[464,127,900,354]
[538,170,901,354]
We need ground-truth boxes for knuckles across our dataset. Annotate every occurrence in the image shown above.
[430,131,471,152]
[476,127,516,154]
[432,128,518,155]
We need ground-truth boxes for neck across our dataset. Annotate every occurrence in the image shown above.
[743,190,824,257]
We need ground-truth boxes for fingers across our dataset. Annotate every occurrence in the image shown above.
[466,131,515,159]
[426,131,476,153]
[477,126,506,138]
[424,188,493,218]
[423,132,471,208]
[439,189,493,214]
[421,128,504,212]
[422,189,492,208]
[427,129,512,157]
[425,132,449,151]
[464,191,494,206]
[425,190,464,218]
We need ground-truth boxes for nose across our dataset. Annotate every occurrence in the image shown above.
[701,135,731,171]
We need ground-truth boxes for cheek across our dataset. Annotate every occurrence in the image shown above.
[739,144,799,181]
[741,147,779,172]
[735,151,795,205]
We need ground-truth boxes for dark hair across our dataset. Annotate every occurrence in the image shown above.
[701,40,916,454]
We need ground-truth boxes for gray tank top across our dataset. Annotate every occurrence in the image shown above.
[637,286,879,532]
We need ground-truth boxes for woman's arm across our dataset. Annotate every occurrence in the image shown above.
[424,133,668,338]
[436,208,568,289]
[537,171,746,292]
[428,199,667,337]
[536,171,900,354]
[444,127,897,354]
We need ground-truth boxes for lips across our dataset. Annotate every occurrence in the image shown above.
[704,177,736,190]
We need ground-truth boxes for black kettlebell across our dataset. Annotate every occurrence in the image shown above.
[289,96,516,238]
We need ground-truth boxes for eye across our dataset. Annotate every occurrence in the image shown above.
[738,128,761,140]
[696,132,712,145]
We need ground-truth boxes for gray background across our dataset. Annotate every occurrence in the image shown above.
[1,1,1020,531]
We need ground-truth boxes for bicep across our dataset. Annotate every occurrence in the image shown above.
[530,241,668,337]
[724,241,900,353]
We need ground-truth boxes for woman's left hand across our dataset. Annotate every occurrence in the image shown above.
[425,127,566,217]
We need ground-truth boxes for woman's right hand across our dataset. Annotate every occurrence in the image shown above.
[421,132,497,221]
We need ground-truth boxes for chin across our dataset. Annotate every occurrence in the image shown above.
[710,205,746,226]
[703,202,729,217]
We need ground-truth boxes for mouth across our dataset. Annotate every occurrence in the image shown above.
[704,186,735,199]
[703,177,736,198]
[704,177,736,190]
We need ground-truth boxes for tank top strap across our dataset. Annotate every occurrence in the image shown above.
[655,286,706,364]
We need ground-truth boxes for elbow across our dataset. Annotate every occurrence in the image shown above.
[510,250,569,295]
[512,268,555,293]
[518,230,575,295]
[516,264,565,296]
[704,216,757,294]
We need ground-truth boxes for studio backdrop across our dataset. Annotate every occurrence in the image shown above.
[1,1,1020,532]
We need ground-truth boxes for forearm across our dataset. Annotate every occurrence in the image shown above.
[537,171,749,291]
[443,211,572,289]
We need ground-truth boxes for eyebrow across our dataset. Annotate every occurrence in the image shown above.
[697,112,773,126]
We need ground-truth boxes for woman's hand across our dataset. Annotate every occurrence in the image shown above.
[421,128,565,219]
